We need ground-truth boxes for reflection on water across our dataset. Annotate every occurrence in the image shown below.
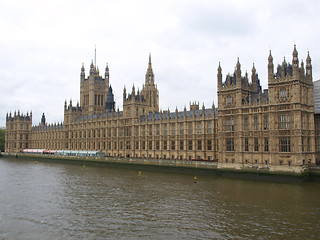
[0,157,319,240]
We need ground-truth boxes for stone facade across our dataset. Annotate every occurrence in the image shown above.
[5,46,319,167]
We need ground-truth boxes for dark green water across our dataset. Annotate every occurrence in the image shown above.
[0,157,319,240]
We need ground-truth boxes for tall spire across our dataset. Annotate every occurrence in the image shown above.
[145,53,154,84]
[268,50,274,83]
[292,44,299,69]
[217,62,222,89]
[306,51,312,81]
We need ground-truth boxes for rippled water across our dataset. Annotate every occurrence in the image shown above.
[0,157,319,240]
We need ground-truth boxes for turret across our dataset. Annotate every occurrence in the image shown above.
[145,53,154,85]
[268,50,274,83]
[123,86,127,101]
[251,63,257,91]
[90,60,95,75]
[292,44,299,78]
[105,63,109,86]
[217,62,222,89]
[105,85,115,113]
[81,63,85,81]
[281,57,287,78]
[236,58,241,87]
[306,52,312,82]
[41,113,46,125]
[300,60,305,79]
[132,84,135,96]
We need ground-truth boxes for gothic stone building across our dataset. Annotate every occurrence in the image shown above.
[5,46,319,167]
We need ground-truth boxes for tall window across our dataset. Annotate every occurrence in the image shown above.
[207,122,212,134]
[142,126,145,136]
[280,137,291,152]
[264,115,268,130]
[164,140,167,150]
[171,124,175,135]
[188,123,193,134]
[280,114,290,129]
[280,88,287,100]
[188,140,193,150]
[254,116,258,131]
[197,140,202,150]
[226,117,234,132]
[164,124,167,136]
[245,138,249,151]
[207,140,212,151]
[264,138,269,152]
[197,122,201,134]
[171,140,175,150]
[126,141,131,150]
[226,95,233,106]
[254,138,259,151]
[180,124,184,135]
[156,125,160,136]
[180,140,184,150]
[244,117,249,131]
[149,126,152,136]
[226,138,234,151]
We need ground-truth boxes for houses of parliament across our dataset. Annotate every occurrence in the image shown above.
[5,45,320,168]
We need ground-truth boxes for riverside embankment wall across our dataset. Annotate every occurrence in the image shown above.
[3,152,320,182]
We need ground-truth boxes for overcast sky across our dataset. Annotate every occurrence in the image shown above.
[1,0,319,127]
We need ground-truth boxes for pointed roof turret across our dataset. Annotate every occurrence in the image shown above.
[218,62,222,73]
[236,57,241,70]
[132,84,135,95]
[252,63,256,74]
[145,53,154,84]
[306,51,311,64]
[105,63,109,79]
[268,50,273,63]
[292,44,299,68]
[293,44,298,58]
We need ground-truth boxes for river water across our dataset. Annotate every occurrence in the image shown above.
[0,157,319,240]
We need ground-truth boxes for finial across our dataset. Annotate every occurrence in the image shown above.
[252,63,256,72]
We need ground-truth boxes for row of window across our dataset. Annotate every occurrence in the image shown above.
[225,137,291,152]
[67,122,213,139]
[225,113,291,131]
[68,140,213,151]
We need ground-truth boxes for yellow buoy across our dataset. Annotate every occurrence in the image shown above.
[83,164,86,168]
[194,176,197,183]
[138,171,142,176]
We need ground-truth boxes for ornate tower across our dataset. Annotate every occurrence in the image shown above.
[80,51,110,116]
[268,45,315,165]
[5,111,32,153]
[141,54,159,113]
[105,85,115,113]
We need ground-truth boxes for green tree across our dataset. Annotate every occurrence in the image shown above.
[0,128,5,152]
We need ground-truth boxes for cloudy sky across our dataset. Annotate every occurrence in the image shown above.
[1,0,319,127]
